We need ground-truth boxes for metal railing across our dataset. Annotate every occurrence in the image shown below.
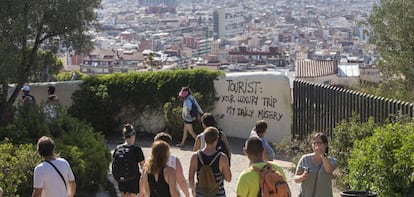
[293,79,414,139]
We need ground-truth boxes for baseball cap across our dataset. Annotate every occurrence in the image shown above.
[21,85,30,91]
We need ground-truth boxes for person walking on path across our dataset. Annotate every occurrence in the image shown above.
[294,132,337,197]
[32,136,76,197]
[236,136,288,197]
[189,126,231,197]
[153,132,190,197]
[250,120,274,161]
[176,87,203,147]
[193,113,232,165]
[142,140,179,197]
[112,124,145,197]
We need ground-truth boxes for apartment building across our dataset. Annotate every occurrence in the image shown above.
[213,7,245,39]
[182,36,213,58]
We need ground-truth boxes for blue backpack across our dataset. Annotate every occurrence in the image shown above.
[190,98,199,118]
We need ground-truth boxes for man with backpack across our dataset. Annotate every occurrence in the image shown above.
[189,127,231,197]
[236,136,291,197]
[21,85,36,104]
[193,113,232,165]
[112,124,145,197]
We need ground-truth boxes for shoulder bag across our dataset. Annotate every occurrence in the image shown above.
[44,160,67,190]
[311,163,323,197]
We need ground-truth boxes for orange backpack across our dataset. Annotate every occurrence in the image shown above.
[252,162,291,197]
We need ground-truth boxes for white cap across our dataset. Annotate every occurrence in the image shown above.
[21,85,30,91]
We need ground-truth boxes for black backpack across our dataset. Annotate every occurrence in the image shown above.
[22,94,36,103]
[216,130,230,165]
[216,130,228,156]
[112,144,138,182]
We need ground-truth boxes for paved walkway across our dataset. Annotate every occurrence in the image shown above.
[105,133,341,197]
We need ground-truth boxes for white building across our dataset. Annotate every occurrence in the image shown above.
[213,7,245,39]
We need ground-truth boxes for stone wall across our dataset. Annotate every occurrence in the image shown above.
[13,72,292,142]
[11,80,82,107]
[213,72,291,142]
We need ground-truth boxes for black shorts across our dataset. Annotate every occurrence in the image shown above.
[118,177,140,194]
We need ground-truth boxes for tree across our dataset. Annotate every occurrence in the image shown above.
[348,121,414,196]
[29,51,64,82]
[364,0,414,101]
[0,0,101,125]
[146,52,158,70]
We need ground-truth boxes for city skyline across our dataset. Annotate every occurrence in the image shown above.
[72,0,380,87]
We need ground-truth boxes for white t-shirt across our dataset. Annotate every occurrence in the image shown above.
[167,155,177,169]
[33,158,75,197]
[196,133,206,150]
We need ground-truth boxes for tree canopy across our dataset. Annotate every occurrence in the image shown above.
[0,0,101,124]
[365,0,414,101]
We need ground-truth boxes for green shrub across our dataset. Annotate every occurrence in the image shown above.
[0,104,111,196]
[69,69,223,134]
[55,70,88,81]
[0,104,51,144]
[0,142,40,197]
[45,113,112,196]
[272,133,318,174]
[348,121,414,196]
[330,115,377,190]
[163,96,185,140]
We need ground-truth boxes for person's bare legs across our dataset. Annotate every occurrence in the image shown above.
[187,123,197,140]
[179,124,188,146]
[179,123,197,146]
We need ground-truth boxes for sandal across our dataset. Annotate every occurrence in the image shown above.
[176,143,184,147]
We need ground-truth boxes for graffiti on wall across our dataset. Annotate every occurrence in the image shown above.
[219,79,284,121]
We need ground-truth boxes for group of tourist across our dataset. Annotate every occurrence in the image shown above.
[112,120,337,197]
[25,86,337,197]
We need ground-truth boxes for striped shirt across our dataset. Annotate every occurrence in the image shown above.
[196,151,225,197]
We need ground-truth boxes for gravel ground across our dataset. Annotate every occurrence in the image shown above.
[102,134,341,197]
